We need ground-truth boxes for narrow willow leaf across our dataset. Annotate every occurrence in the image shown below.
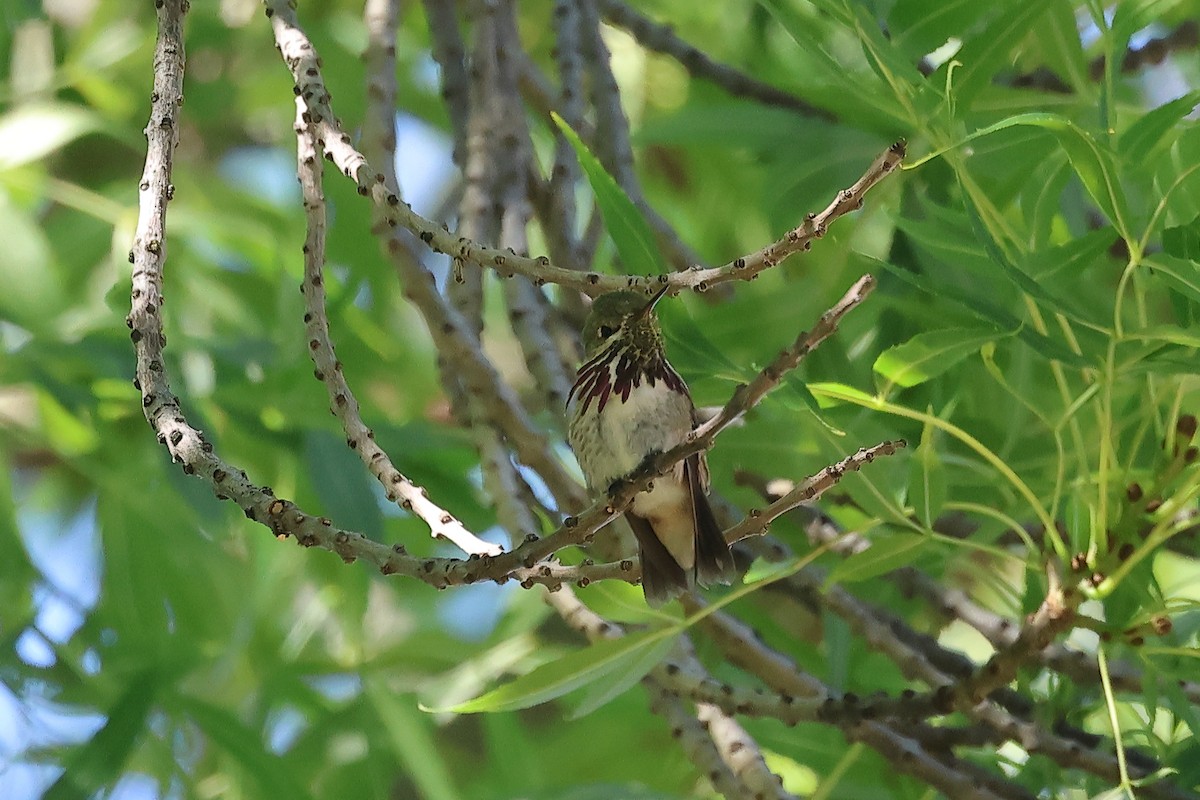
[0,102,105,169]
[908,418,945,529]
[431,626,677,714]
[743,555,807,585]
[874,328,999,388]
[865,256,1087,366]
[304,431,384,538]
[1119,92,1200,165]
[911,112,1132,242]
[1124,326,1200,348]
[366,679,460,800]
[44,672,159,800]
[1163,215,1200,264]
[659,301,744,379]
[888,0,985,58]
[1023,228,1118,280]
[807,381,876,407]
[783,373,845,435]
[825,533,927,586]
[552,112,668,275]
[1147,254,1200,303]
[947,0,1051,107]
[173,695,316,800]
[567,632,679,719]
[957,173,1099,328]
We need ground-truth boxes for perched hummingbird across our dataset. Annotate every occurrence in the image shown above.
[567,287,735,606]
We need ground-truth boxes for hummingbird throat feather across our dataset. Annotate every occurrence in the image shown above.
[567,339,688,416]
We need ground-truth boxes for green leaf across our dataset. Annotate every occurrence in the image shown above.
[743,554,810,585]
[1027,227,1118,281]
[1023,228,1117,280]
[1119,92,1200,165]
[304,431,384,539]
[44,673,159,800]
[1123,325,1200,349]
[1147,254,1200,303]
[888,0,987,58]
[0,190,63,335]
[552,113,668,275]
[174,695,316,800]
[430,626,679,714]
[782,373,845,435]
[913,113,1133,242]
[825,533,928,586]
[575,578,679,625]
[868,256,1087,366]
[659,301,745,382]
[1163,215,1200,264]
[944,0,1051,108]
[0,103,105,169]
[366,679,460,800]
[567,631,679,719]
[957,173,1098,328]
[908,419,945,529]
[874,328,1000,388]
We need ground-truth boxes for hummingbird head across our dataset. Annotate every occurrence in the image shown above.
[580,286,670,359]
[569,285,686,414]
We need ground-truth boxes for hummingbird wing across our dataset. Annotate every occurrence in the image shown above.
[686,455,736,587]
[626,512,689,607]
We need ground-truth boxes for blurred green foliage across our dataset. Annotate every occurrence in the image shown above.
[2,0,1200,798]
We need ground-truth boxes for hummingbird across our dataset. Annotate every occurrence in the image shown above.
[567,286,735,606]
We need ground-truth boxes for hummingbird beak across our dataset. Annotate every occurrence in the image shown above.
[638,284,671,321]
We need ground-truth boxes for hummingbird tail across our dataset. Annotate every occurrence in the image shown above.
[626,512,689,607]
[626,456,737,606]
[687,456,736,587]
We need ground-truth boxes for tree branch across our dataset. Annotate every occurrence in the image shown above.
[597,0,833,119]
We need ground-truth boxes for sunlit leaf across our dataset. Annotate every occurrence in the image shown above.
[874,328,1000,388]
[0,103,104,169]
[430,627,679,714]
[567,632,678,719]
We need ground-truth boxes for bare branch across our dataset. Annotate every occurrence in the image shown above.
[659,616,1011,800]
[267,1,587,511]
[577,0,706,275]
[597,0,832,119]
[294,103,499,556]
[362,0,399,192]
[694,704,800,800]
[695,274,876,440]
[267,0,902,296]
[420,0,470,165]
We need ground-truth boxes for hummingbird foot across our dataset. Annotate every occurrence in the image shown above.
[605,449,665,498]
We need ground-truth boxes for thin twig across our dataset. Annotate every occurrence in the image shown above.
[674,606,1011,800]
[598,0,832,119]
[577,0,705,275]
[694,274,876,439]
[269,0,903,296]
[362,0,399,191]
[420,0,470,165]
[545,587,772,799]
[294,103,499,556]
[266,0,587,512]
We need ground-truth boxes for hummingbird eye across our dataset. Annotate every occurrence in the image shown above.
[598,324,618,339]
